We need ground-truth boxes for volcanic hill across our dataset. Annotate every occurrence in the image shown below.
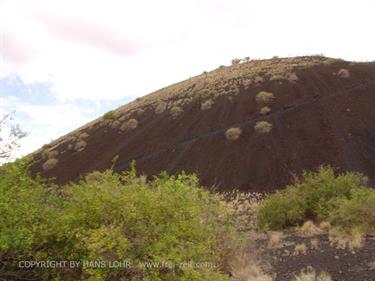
[31,56,375,191]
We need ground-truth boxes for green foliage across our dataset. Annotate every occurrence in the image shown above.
[0,161,233,281]
[257,166,373,232]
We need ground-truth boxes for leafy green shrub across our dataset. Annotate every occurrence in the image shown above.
[257,166,373,232]
[329,188,375,234]
[0,161,234,281]
[255,91,274,104]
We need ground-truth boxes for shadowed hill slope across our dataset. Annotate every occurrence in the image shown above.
[30,56,375,192]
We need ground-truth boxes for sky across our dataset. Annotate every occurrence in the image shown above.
[1,0,375,159]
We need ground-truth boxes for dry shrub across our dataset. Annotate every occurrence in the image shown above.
[319,221,331,232]
[225,127,242,141]
[300,221,321,236]
[43,150,58,159]
[120,118,138,132]
[256,91,275,104]
[267,231,283,249]
[201,99,214,110]
[328,227,364,251]
[170,106,183,118]
[292,267,332,281]
[110,120,121,129]
[74,140,87,152]
[219,191,264,232]
[337,68,350,78]
[310,239,319,250]
[288,72,299,82]
[293,243,307,255]
[78,132,89,139]
[42,158,58,171]
[154,102,167,114]
[254,121,272,134]
[225,240,273,281]
[260,106,271,115]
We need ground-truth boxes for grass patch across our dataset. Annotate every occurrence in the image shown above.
[225,127,242,141]
[74,140,87,152]
[102,110,117,121]
[154,102,167,114]
[254,121,272,134]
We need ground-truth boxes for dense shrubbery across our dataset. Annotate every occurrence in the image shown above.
[0,160,233,281]
[257,166,375,234]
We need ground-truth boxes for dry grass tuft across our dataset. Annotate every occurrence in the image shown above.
[337,68,350,78]
[226,239,273,281]
[293,243,307,255]
[225,127,242,141]
[201,99,214,110]
[170,106,183,118]
[120,118,138,132]
[74,140,87,152]
[300,221,321,236]
[42,158,59,171]
[319,221,331,232]
[310,239,319,250]
[329,227,364,251]
[292,267,332,281]
[256,91,275,104]
[254,121,272,134]
[260,106,271,115]
[154,102,167,114]
[267,231,283,249]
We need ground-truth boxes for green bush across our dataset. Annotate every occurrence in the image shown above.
[257,166,373,232]
[0,161,233,281]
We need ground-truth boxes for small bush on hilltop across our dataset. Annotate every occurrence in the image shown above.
[257,166,374,234]
[0,160,235,281]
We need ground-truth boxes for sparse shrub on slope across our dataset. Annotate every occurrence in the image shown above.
[225,127,242,141]
[337,68,350,78]
[170,105,183,118]
[257,166,374,234]
[260,106,271,115]
[120,118,138,132]
[256,91,275,104]
[0,161,235,281]
[42,158,59,171]
[254,121,272,134]
[201,99,214,110]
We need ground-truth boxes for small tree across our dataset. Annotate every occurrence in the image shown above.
[0,111,28,162]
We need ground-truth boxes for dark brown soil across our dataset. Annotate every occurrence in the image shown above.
[257,232,375,281]
[30,57,375,192]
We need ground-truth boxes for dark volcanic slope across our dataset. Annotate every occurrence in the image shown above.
[31,56,375,192]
